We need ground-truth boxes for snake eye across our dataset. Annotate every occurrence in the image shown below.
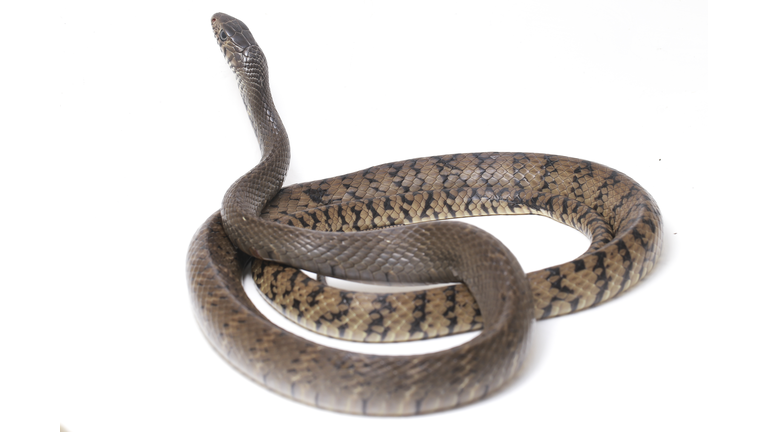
[219,30,228,41]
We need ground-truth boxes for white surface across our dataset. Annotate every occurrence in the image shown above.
[2,1,766,431]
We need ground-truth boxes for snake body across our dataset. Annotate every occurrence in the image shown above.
[186,13,663,415]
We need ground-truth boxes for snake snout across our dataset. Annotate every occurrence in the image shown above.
[211,13,260,69]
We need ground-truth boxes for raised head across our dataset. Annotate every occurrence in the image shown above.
[211,13,262,71]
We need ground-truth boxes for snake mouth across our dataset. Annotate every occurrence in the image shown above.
[211,13,260,71]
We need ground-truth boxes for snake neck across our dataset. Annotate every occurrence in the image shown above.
[221,48,290,249]
[239,49,288,155]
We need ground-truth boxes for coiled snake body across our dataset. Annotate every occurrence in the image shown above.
[186,13,663,416]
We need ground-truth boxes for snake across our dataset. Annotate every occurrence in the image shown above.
[186,13,663,416]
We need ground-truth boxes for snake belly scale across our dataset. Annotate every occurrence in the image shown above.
[186,13,663,416]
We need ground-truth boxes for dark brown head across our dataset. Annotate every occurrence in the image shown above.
[211,13,262,71]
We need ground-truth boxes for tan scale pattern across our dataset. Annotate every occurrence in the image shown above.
[250,154,640,339]
[254,261,483,342]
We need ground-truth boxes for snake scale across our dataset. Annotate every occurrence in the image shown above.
[186,13,663,416]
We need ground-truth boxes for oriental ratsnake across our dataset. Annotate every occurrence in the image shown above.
[186,12,663,416]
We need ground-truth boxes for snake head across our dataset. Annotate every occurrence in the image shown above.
[211,13,261,71]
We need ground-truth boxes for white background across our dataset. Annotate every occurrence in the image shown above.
[2,1,766,431]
